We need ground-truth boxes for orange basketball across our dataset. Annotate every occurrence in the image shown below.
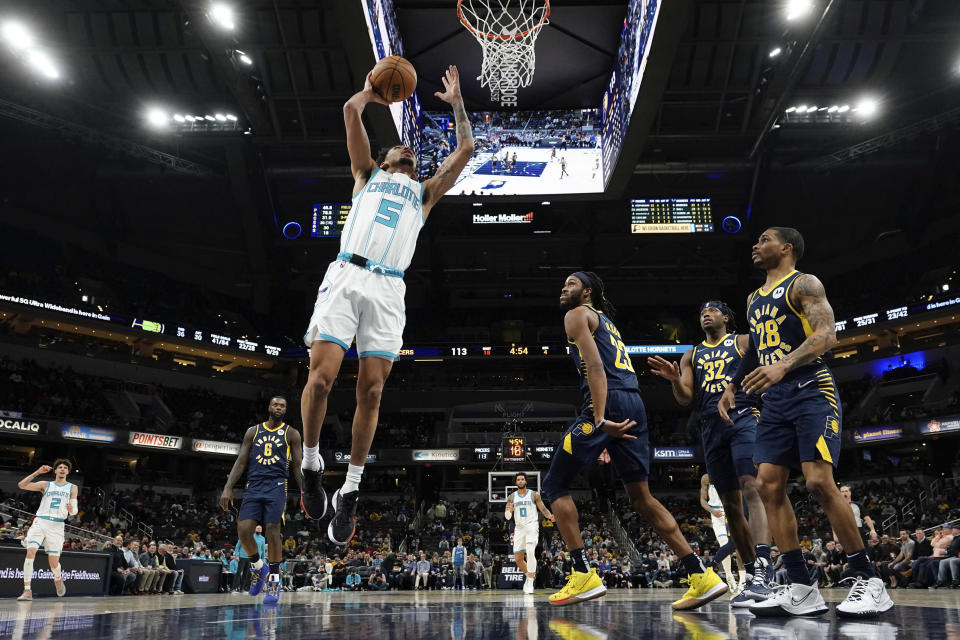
[370,56,417,103]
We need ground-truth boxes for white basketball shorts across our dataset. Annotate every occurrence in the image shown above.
[303,259,406,360]
[513,524,539,554]
[25,518,66,555]
[711,515,729,545]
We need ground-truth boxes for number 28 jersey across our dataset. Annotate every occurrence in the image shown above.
[747,270,824,380]
[340,167,425,273]
[567,305,638,403]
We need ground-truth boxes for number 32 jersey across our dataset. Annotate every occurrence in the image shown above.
[340,167,425,273]
[567,305,638,404]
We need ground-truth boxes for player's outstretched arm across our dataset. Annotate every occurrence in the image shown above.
[344,72,389,191]
[17,465,51,493]
[647,349,694,406]
[422,65,475,216]
[219,427,256,512]
[741,274,837,395]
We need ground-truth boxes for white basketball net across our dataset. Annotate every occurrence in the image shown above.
[457,0,550,106]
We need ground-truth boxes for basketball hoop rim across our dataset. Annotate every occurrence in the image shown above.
[457,0,550,42]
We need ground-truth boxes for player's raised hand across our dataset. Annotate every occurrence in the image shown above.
[647,356,680,383]
[599,418,637,440]
[363,71,391,105]
[717,386,736,424]
[218,491,233,512]
[38,465,52,474]
[434,65,462,104]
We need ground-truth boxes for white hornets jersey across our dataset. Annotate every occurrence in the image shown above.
[707,484,722,511]
[511,489,539,528]
[36,481,73,521]
[340,167,425,273]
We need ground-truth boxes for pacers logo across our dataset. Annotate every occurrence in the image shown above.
[574,422,595,437]
[824,416,840,440]
[255,432,284,466]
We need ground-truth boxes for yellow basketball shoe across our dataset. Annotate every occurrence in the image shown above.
[548,619,609,640]
[671,567,728,610]
[548,569,607,606]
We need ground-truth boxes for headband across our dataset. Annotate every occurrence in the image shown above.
[571,271,593,291]
[699,300,732,317]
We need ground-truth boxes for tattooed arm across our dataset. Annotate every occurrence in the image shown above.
[740,274,838,394]
[422,65,475,218]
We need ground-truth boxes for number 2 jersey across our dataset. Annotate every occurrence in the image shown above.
[247,422,291,483]
[567,305,638,406]
[340,167,425,273]
[36,480,73,522]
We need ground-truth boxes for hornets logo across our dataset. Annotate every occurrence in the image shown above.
[254,432,284,466]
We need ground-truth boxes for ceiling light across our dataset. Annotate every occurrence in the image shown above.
[146,107,168,128]
[943,284,950,292]
[838,104,850,113]
[209,3,235,30]
[226,114,238,121]
[827,105,838,113]
[806,105,818,113]
[26,49,59,79]
[856,97,879,118]
[785,107,796,113]
[1,21,34,50]
[786,0,814,21]
[769,47,782,58]
[237,51,253,65]
[214,113,226,122]
[173,114,185,123]
[204,115,215,121]
[185,115,196,122]
[796,104,807,113]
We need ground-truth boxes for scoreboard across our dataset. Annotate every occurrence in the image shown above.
[472,441,556,462]
[630,198,714,234]
[501,436,526,463]
[311,203,351,237]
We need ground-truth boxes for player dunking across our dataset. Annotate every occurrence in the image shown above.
[505,472,554,594]
[648,301,773,607]
[17,459,77,600]
[299,65,474,545]
[718,227,893,617]
[542,272,726,608]
[220,396,303,605]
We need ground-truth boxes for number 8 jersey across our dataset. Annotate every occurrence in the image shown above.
[340,167,425,273]
[567,305,637,404]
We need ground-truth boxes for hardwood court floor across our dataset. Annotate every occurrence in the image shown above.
[1,587,958,639]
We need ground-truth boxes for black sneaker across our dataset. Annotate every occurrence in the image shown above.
[300,467,327,520]
[328,488,359,545]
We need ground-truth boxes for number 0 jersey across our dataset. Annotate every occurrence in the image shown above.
[511,489,540,528]
[692,333,756,415]
[36,481,73,521]
[340,167,425,273]
[567,305,638,403]
[247,422,291,482]
[747,270,823,380]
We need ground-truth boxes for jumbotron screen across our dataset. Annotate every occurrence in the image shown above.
[630,198,714,234]
[311,203,351,238]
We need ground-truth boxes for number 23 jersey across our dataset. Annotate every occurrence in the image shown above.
[567,305,638,403]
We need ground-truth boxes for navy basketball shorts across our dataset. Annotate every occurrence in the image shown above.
[754,366,842,471]
[701,407,759,495]
[238,479,287,524]
[542,389,649,503]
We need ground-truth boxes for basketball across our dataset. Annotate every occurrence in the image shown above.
[370,56,417,103]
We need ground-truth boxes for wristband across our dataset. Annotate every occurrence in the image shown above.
[597,418,607,430]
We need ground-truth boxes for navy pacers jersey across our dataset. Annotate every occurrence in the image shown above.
[567,305,638,403]
[692,333,755,415]
[247,422,290,483]
[747,270,822,379]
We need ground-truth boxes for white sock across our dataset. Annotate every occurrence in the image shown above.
[342,464,364,493]
[51,565,62,581]
[302,445,321,472]
[252,559,264,570]
[23,558,33,589]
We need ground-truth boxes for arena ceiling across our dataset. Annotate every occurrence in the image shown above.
[0,0,958,319]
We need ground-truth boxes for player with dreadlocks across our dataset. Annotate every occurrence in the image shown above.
[541,272,726,609]
[648,302,773,607]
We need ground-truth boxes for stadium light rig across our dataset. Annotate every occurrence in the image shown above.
[208,3,236,30]
[782,97,877,123]
[1,20,61,80]
[785,0,814,21]
[144,106,243,132]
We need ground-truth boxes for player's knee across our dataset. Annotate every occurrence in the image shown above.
[754,474,781,504]
[356,380,385,408]
[805,476,834,503]
[305,371,335,399]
